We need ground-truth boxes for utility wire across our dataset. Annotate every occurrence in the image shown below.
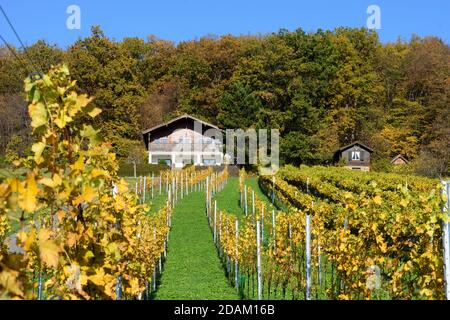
[0,5,43,77]
[0,33,30,71]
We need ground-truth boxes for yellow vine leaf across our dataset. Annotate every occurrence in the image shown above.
[73,186,97,205]
[29,102,48,129]
[0,269,23,297]
[72,156,85,171]
[88,268,106,287]
[66,232,78,247]
[116,179,129,194]
[400,198,409,207]
[86,107,101,118]
[39,174,62,188]
[18,173,39,213]
[373,195,382,205]
[31,142,46,164]
[38,228,60,268]
[17,229,36,251]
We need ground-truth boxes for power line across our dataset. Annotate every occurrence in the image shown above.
[0,5,43,77]
[0,33,32,76]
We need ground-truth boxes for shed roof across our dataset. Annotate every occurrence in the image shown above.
[338,141,374,153]
[390,154,409,164]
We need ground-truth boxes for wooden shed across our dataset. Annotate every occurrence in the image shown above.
[390,154,409,166]
[334,141,374,171]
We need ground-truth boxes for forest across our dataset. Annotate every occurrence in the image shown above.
[0,26,448,177]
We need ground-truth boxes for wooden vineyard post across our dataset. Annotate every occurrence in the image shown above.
[219,210,222,246]
[172,177,176,206]
[172,177,176,207]
[207,176,210,211]
[442,180,450,299]
[244,186,248,216]
[115,275,123,300]
[239,174,242,208]
[166,173,169,194]
[272,209,276,253]
[153,227,157,292]
[180,173,183,200]
[151,173,154,199]
[235,218,239,290]
[272,175,275,204]
[143,176,147,204]
[261,205,264,244]
[175,175,178,203]
[239,187,242,208]
[318,235,322,293]
[168,185,172,209]
[306,177,309,194]
[206,176,210,219]
[140,176,144,202]
[306,214,311,300]
[135,177,138,196]
[159,173,162,195]
[256,220,262,300]
[252,190,255,218]
[214,200,217,243]
[37,272,43,300]
[209,177,212,216]
[112,183,122,300]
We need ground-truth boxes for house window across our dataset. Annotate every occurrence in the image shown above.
[203,159,216,165]
[160,138,168,144]
[351,151,361,161]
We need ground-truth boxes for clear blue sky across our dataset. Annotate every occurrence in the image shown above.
[1,0,449,48]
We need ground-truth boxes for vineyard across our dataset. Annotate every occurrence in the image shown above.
[0,65,224,300]
[209,166,448,300]
[0,65,449,300]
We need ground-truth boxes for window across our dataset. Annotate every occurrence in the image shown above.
[203,159,216,165]
[351,151,361,161]
[160,138,168,144]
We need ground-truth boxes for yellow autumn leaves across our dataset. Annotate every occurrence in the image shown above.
[260,165,445,299]
[0,65,172,300]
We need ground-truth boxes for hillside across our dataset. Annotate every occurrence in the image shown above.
[0,26,449,176]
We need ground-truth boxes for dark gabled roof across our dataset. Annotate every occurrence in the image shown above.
[338,141,374,153]
[390,154,409,164]
[142,114,219,135]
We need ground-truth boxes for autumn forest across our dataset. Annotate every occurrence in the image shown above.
[0,26,449,176]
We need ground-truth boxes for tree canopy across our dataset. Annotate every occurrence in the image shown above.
[0,26,448,176]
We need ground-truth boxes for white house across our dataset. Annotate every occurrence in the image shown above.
[142,114,225,168]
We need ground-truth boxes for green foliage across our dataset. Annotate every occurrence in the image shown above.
[0,27,448,176]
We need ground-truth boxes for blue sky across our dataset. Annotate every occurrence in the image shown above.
[1,0,449,48]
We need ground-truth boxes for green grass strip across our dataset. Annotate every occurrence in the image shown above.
[155,191,238,300]
[214,176,274,222]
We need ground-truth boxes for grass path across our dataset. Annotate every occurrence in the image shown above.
[214,176,274,222]
[155,191,238,300]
